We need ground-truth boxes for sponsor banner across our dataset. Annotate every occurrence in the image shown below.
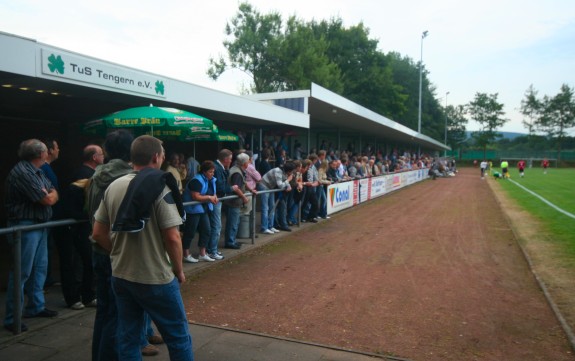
[384,174,394,193]
[326,170,429,216]
[353,180,359,205]
[40,49,166,97]
[406,171,418,186]
[392,174,402,189]
[399,173,408,189]
[327,182,354,215]
[358,178,370,203]
[370,175,387,198]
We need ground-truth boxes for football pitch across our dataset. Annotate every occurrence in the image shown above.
[495,167,575,259]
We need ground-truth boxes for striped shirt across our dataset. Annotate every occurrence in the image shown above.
[244,163,262,190]
[5,161,54,222]
[306,165,319,183]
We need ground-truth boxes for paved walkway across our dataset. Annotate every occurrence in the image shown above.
[0,222,396,360]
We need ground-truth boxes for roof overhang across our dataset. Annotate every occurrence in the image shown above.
[248,83,448,151]
[0,31,309,131]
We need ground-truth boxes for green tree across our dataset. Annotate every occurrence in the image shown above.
[309,19,407,119]
[386,51,442,136]
[519,84,542,136]
[207,2,284,93]
[537,84,575,161]
[445,104,468,157]
[277,16,343,92]
[467,92,508,158]
[209,2,445,142]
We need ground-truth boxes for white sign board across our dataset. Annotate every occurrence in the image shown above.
[326,182,354,215]
[40,49,167,98]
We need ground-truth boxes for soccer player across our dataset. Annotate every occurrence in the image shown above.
[500,160,509,179]
[480,160,488,179]
[542,158,549,174]
[517,159,526,178]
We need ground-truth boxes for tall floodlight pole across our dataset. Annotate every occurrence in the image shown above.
[417,30,428,156]
[444,91,449,157]
[418,30,428,135]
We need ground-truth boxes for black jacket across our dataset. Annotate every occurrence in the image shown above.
[112,168,184,232]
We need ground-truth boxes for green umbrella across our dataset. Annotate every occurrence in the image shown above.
[185,129,239,142]
[83,105,217,140]
[185,129,239,159]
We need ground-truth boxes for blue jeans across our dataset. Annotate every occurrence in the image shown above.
[92,251,118,361]
[288,190,301,224]
[208,202,222,255]
[112,277,193,361]
[274,192,289,228]
[4,220,48,325]
[225,206,241,246]
[318,186,327,218]
[141,312,155,345]
[259,190,275,231]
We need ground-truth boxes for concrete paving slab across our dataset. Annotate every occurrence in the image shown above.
[0,342,58,361]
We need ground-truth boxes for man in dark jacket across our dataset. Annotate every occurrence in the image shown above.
[208,149,234,254]
[86,130,134,361]
[92,135,192,360]
[57,145,103,310]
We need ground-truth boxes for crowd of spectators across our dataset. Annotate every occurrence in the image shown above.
[3,133,436,359]
[168,137,436,254]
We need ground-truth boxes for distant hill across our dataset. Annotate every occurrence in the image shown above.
[466,131,526,140]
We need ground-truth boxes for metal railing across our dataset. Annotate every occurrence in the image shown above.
[0,188,290,335]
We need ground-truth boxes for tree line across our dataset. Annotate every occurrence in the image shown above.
[208,2,575,159]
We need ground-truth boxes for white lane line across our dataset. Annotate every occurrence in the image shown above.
[508,179,575,220]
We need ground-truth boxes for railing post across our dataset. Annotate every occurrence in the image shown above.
[297,197,302,227]
[13,229,22,335]
[250,192,256,245]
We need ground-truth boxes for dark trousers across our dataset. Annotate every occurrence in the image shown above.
[55,223,95,306]
[302,186,319,220]
[92,251,118,361]
[182,212,211,250]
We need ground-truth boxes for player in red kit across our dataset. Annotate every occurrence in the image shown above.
[517,160,526,178]
[542,158,549,174]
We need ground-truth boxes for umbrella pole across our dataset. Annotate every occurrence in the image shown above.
[193,141,196,159]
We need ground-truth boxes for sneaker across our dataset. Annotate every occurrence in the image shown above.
[270,227,280,233]
[262,229,274,235]
[209,253,224,260]
[183,255,199,263]
[141,344,159,356]
[322,216,331,220]
[85,299,97,308]
[198,254,215,262]
[70,301,85,310]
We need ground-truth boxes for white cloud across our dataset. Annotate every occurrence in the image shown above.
[1,0,574,133]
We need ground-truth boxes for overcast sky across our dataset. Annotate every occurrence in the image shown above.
[2,0,574,133]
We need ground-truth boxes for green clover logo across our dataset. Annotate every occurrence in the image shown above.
[155,80,164,95]
[47,54,65,74]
